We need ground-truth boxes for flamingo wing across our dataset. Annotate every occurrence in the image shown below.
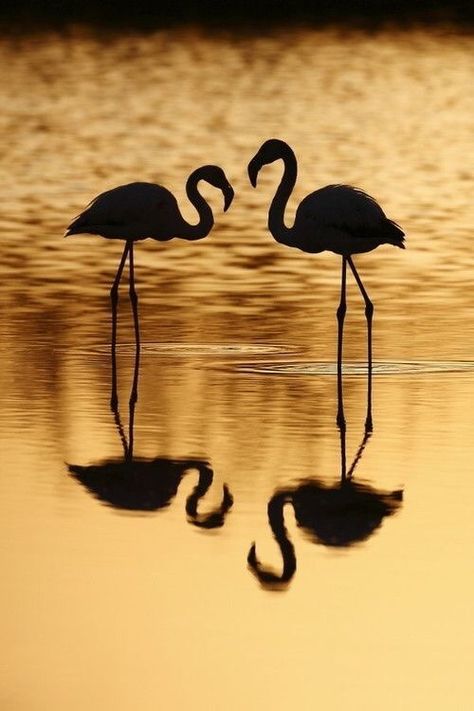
[66,182,180,239]
[295,184,404,252]
[296,185,386,231]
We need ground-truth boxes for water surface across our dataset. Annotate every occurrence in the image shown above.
[1,26,473,711]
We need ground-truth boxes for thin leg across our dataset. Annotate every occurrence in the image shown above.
[336,256,347,429]
[127,384,137,462]
[110,242,131,410]
[339,418,347,482]
[128,242,140,408]
[346,429,372,480]
[347,256,373,432]
[112,399,130,460]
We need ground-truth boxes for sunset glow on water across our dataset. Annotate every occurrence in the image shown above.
[1,25,473,711]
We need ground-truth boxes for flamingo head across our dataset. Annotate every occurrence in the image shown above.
[248,138,290,187]
[197,165,235,211]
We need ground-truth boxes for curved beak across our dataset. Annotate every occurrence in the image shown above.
[223,183,235,212]
[247,158,259,188]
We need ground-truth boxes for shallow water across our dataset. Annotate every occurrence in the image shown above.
[1,25,474,711]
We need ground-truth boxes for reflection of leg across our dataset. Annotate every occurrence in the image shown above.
[128,242,140,406]
[127,242,140,459]
[336,256,347,429]
[347,257,373,432]
[339,418,347,481]
[346,429,372,480]
[128,334,140,462]
[113,400,130,460]
[127,395,136,462]
[127,353,139,461]
[110,242,130,410]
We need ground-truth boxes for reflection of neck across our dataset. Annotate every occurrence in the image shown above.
[248,492,296,585]
[186,463,214,509]
[185,465,234,529]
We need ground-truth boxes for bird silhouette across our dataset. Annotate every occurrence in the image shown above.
[69,456,234,528]
[248,139,405,431]
[65,165,234,409]
[248,426,403,589]
[68,317,233,529]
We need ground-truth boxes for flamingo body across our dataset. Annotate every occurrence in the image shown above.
[247,139,404,255]
[66,182,182,241]
[294,184,405,255]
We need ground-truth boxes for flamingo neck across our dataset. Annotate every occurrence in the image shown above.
[182,170,214,240]
[268,145,297,247]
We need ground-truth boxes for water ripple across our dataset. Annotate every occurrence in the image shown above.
[70,342,299,358]
[235,361,474,376]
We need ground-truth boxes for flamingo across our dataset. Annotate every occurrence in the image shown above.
[247,139,405,431]
[65,165,234,408]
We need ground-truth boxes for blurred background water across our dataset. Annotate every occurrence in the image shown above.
[1,12,473,711]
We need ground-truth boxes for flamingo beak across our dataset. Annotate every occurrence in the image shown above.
[247,158,259,188]
[223,184,235,212]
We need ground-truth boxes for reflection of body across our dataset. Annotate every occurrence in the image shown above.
[248,427,402,588]
[68,320,233,529]
[248,139,405,430]
[69,457,233,528]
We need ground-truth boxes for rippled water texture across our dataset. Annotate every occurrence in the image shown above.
[1,26,473,711]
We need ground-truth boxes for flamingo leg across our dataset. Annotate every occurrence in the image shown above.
[336,256,347,430]
[110,241,131,411]
[128,241,141,416]
[347,256,373,432]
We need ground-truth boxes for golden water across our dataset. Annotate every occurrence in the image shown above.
[1,26,473,710]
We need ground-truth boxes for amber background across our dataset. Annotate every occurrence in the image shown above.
[1,24,473,711]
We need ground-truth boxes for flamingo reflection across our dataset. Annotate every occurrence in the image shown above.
[248,426,402,589]
[68,331,233,529]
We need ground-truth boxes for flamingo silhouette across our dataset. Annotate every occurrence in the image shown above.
[69,456,234,528]
[65,166,234,408]
[248,139,405,430]
[68,317,233,529]
[247,425,403,588]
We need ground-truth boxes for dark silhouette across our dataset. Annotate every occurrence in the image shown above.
[68,321,233,529]
[65,167,234,408]
[248,425,403,589]
[2,1,472,31]
[69,456,233,528]
[248,139,405,431]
